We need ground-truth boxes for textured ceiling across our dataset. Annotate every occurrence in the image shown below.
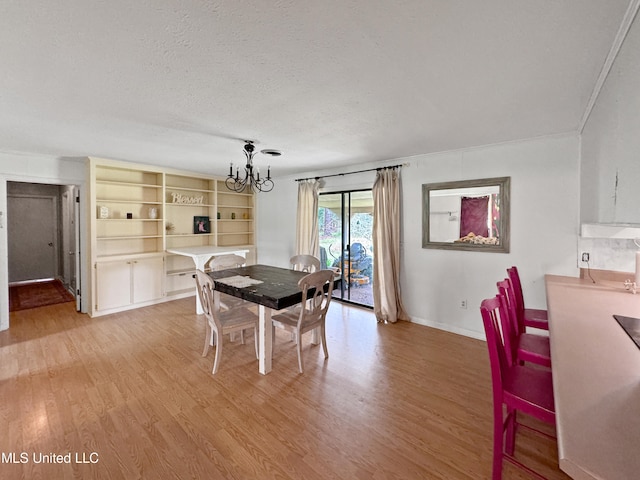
[0,0,632,178]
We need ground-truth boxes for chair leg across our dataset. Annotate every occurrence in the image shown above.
[493,403,504,480]
[202,323,212,357]
[240,329,245,344]
[320,323,329,359]
[212,333,222,374]
[296,329,304,373]
[505,408,517,456]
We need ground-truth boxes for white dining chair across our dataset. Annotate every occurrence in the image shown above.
[207,254,247,311]
[290,254,321,273]
[195,269,258,374]
[271,269,335,373]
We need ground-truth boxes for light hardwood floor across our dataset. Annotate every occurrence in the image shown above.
[0,299,570,479]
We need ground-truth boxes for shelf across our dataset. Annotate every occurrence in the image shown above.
[96,199,163,205]
[97,180,162,189]
[218,232,253,236]
[218,191,252,197]
[166,233,215,237]
[165,203,216,208]
[166,186,215,194]
[97,218,162,222]
[218,219,252,222]
[97,235,163,240]
[96,252,165,261]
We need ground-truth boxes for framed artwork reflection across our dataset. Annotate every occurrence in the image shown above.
[193,216,211,234]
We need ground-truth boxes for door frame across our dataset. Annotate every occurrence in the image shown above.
[318,188,374,308]
[0,177,85,331]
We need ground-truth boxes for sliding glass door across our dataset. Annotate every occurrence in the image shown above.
[318,190,373,308]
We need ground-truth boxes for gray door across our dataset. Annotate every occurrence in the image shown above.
[8,195,57,283]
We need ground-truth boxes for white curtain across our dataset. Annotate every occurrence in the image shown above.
[296,179,320,257]
[372,168,408,323]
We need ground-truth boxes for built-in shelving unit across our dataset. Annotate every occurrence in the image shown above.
[164,174,216,249]
[217,190,255,247]
[88,158,256,317]
[94,167,164,257]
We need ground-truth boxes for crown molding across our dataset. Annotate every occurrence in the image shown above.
[579,0,640,132]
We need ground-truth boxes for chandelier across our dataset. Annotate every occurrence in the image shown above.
[225,141,281,193]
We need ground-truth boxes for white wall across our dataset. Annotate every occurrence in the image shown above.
[579,11,640,273]
[257,133,580,339]
[0,153,87,331]
[581,12,640,224]
[256,175,299,269]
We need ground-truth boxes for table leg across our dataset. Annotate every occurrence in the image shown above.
[259,305,273,375]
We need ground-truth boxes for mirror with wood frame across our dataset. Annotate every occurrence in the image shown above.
[422,176,510,253]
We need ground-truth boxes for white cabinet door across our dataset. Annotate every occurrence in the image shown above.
[96,260,131,310]
[132,256,164,304]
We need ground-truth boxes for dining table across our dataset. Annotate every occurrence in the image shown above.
[545,274,640,480]
[208,264,340,375]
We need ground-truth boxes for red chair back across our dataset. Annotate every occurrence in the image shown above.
[498,278,524,333]
[495,279,520,364]
[480,295,511,398]
[506,266,526,319]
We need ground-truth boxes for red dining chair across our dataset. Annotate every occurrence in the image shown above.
[507,266,549,331]
[497,278,551,368]
[480,295,556,480]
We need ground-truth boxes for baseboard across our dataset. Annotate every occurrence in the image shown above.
[407,315,485,341]
[88,291,195,318]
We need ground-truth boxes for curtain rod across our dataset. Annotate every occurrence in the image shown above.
[294,163,407,182]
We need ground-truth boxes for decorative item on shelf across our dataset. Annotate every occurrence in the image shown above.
[171,192,204,204]
[226,140,281,193]
[149,207,158,219]
[217,212,221,219]
[231,212,236,219]
[127,213,133,219]
[98,206,109,219]
[166,222,175,233]
[242,213,248,219]
[194,216,211,234]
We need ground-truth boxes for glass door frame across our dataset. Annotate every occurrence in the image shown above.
[318,188,373,309]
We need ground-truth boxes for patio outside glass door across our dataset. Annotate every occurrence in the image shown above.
[318,190,373,308]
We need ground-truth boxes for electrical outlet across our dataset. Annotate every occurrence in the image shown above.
[460,299,467,309]
[581,252,590,262]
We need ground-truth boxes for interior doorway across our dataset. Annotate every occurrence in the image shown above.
[8,194,57,282]
[7,181,80,311]
[318,190,374,308]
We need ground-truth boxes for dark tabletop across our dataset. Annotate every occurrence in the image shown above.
[207,264,322,310]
